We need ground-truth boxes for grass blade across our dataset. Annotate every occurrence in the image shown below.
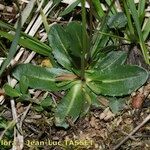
[0,31,52,56]
[127,0,149,64]
[15,0,36,27]
[59,0,80,16]
[0,20,14,30]
[91,0,105,18]
[81,0,87,79]
[142,18,150,41]
[37,0,50,34]
[122,0,135,38]
[105,0,117,15]
[0,17,21,76]
[138,0,146,24]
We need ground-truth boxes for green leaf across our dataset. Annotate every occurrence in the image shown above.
[80,86,100,116]
[91,27,110,60]
[55,82,84,128]
[48,24,72,70]
[94,51,127,69]
[56,80,77,91]
[90,45,116,68]
[20,36,52,57]
[84,85,100,107]
[18,94,31,101]
[86,65,148,96]
[34,105,44,112]
[12,63,71,91]
[0,20,14,30]
[138,0,146,24]
[127,0,149,64]
[142,18,150,41]
[0,117,7,129]
[80,88,91,117]
[19,76,29,94]
[34,97,53,112]
[0,30,52,57]
[66,22,83,57]
[52,0,62,6]
[40,97,53,108]
[60,0,80,16]
[107,12,127,29]
[15,0,36,27]
[0,17,21,76]
[92,0,105,18]
[108,97,126,114]
[3,84,21,97]
[105,0,117,15]
[0,21,53,59]
[122,0,135,38]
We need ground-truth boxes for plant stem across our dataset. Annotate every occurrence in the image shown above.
[86,0,93,63]
[122,0,135,39]
[91,0,116,60]
[37,0,50,34]
[81,0,87,80]
[97,30,130,41]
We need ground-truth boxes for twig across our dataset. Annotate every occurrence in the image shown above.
[119,130,136,141]
[10,100,20,131]
[113,114,150,150]
[20,103,32,127]
[10,99,24,150]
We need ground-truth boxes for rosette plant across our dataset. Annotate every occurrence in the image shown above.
[1,0,149,128]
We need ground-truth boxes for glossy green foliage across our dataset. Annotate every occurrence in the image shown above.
[86,65,148,96]
[48,22,89,69]
[66,22,83,57]
[94,51,127,70]
[19,76,29,94]
[48,24,72,70]
[55,82,84,128]
[107,12,127,29]
[13,63,71,91]
[9,21,149,128]
[3,82,31,101]
[3,84,21,97]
